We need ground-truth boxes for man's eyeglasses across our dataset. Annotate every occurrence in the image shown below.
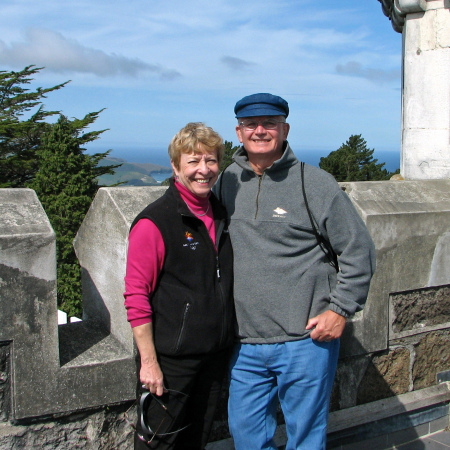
[238,119,286,130]
[125,388,190,445]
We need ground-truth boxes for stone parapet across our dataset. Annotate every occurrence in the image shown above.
[338,179,450,357]
[0,189,135,420]
[73,186,167,353]
[1,179,449,445]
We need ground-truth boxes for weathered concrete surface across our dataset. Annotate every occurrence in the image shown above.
[380,0,450,180]
[0,189,135,420]
[402,1,450,180]
[73,180,450,362]
[73,186,167,354]
[0,189,56,281]
[2,179,449,435]
[71,180,450,361]
[0,189,60,418]
[342,179,450,355]
[0,342,11,423]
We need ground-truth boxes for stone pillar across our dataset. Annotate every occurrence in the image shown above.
[379,0,450,180]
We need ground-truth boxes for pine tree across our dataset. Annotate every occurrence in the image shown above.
[220,140,240,172]
[319,134,392,181]
[28,113,120,317]
[0,66,68,187]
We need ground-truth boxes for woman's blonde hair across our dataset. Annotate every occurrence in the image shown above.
[169,122,224,170]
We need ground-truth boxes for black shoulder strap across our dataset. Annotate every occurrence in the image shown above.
[301,162,339,272]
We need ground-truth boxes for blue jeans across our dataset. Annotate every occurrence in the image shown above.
[228,338,339,450]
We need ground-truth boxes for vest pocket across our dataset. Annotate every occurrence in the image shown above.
[173,302,191,354]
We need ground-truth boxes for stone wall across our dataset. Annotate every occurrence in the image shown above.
[333,285,450,410]
[1,180,449,448]
[0,342,11,424]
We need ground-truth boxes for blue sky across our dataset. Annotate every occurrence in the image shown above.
[1,0,402,167]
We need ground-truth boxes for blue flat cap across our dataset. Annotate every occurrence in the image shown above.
[234,93,289,118]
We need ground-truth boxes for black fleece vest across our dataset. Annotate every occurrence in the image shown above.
[131,181,234,356]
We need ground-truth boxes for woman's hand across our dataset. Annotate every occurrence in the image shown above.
[132,322,167,396]
[140,359,165,396]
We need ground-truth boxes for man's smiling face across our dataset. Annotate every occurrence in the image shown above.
[236,115,290,162]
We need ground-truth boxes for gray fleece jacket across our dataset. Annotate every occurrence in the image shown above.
[215,143,376,344]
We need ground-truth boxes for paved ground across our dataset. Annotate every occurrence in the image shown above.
[207,428,450,449]
[396,429,450,449]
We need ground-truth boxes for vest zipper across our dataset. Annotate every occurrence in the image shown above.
[175,302,191,353]
[215,222,227,346]
[216,255,221,279]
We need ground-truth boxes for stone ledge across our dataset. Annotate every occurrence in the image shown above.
[328,382,450,433]
[58,320,131,367]
[205,383,450,449]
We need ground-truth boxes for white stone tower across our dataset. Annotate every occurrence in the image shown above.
[380,0,450,180]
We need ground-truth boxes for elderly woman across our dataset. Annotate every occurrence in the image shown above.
[124,122,234,449]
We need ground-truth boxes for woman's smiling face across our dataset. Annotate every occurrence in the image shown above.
[171,147,219,197]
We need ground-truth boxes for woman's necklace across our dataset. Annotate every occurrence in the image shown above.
[187,203,210,217]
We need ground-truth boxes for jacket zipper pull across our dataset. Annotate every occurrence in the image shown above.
[216,256,221,279]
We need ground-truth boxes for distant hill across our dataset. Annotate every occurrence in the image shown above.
[97,157,172,186]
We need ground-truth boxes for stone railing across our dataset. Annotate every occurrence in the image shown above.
[1,180,449,448]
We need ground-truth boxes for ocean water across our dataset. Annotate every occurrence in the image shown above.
[151,171,173,182]
[106,147,400,174]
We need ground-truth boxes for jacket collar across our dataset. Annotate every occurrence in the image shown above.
[232,141,298,174]
[168,178,227,221]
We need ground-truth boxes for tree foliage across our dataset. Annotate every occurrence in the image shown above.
[220,140,240,172]
[0,66,69,187]
[28,113,119,317]
[0,66,120,318]
[319,134,393,182]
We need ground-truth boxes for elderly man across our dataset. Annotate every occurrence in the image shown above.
[215,93,376,449]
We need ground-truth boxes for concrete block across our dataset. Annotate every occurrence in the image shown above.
[73,186,167,353]
[0,189,60,417]
[0,189,56,280]
[340,180,450,355]
[0,189,136,420]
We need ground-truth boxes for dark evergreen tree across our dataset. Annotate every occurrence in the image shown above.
[319,134,393,181]
[220,140,240,172]
[28,113,120,317]
[0,66,68,187]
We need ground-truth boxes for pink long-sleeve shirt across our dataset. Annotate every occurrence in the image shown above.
[124,181,216,328]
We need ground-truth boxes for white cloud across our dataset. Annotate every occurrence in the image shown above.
[0,28,181,80]
[336,61,400,84]
[0,0,402,155]
[221,56,257,72]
